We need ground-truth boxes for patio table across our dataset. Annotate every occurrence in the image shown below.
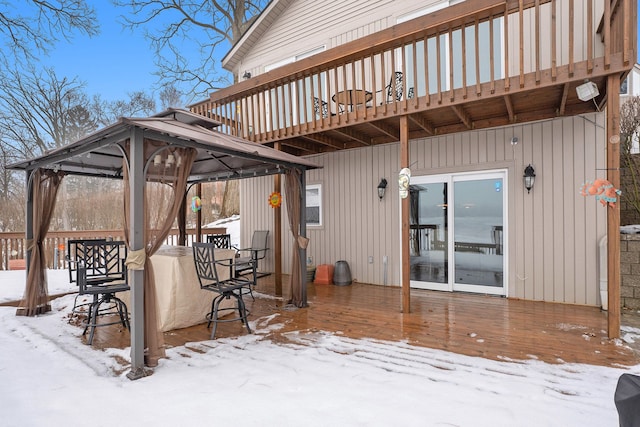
[120,245,237,332]
[332,89,372,111]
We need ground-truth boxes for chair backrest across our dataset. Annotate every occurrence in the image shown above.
[207,233,231,249]
[67,238,107,283]
[313,97,329,118]
[193,242,224,288]
[251,230,269,251]
[72,240,128,292]
[386,71,403,102]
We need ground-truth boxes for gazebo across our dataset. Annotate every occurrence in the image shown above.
[7,108,319,379]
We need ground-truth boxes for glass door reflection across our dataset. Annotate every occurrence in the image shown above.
[409,182,448,288]
[452,177,504,290]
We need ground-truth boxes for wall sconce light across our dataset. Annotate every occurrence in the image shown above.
[576,80,599,102]
[377,178,388,200]
[523,164,536,193]
[243,71,251,79]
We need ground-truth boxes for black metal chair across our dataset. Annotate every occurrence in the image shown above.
[233,230,270,279]
[207,233,231,249]
[192,242,253,339]
[67,238,109,315]
[74,240,130,345]
[386,71,404,102]
[313,97,343,118]
[378,71,414,103]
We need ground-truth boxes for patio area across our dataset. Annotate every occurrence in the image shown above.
[83,277,640,369]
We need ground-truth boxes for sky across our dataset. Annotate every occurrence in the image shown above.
[43,1,159,102]
[2,218,640,426]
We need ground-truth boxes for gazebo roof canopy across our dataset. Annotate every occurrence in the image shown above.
[7,108,319,182]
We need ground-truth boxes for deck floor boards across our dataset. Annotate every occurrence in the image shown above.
[84,278,640,368]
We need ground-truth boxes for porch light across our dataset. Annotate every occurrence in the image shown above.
[243,71,251,79]
[576,80,599,101]
[377,178,388,200]
[523,164,536,193]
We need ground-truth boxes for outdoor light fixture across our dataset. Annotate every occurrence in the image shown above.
[377,178,388,200]
[523,164,536,193]
[243,71,251,79]
[576,80,599,102]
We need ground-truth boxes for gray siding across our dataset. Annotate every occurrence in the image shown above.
[241,112,608,306]
[241,0,461,76]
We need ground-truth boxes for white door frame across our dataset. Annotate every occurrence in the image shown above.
[407,169,508,296]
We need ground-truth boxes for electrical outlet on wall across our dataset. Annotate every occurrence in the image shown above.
[368,256,374,264]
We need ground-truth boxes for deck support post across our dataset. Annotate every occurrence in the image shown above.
[400,115,410,313]
[274,142,283,297]
[606,74,621,338]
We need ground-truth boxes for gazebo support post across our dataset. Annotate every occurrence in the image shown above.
[127,128,148,380]
[196,183,202,243]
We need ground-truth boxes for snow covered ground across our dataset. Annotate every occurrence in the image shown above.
[1,214,640,426]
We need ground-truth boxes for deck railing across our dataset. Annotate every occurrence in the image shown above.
[190,0,634,144]
[0,228,226,271]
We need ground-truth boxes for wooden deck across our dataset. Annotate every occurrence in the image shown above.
[84,277,640,369]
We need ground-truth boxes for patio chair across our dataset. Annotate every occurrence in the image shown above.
[233,230,270,280]
[66,238,109,315]
[75,240,130,345]
[313,97,343,118]
[379,72,414,103]
[386,71,404,102]
[192,242,252,339]
[207,233,231,249]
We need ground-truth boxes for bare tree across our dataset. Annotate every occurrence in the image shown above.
[114,0,268,219]
[159,83,184,109]
[91,91,157,127]
[0,66,91,157]
[0,65,155,232]
[0,0,98,66]
[620,96,640,222]
[113,0,268,100]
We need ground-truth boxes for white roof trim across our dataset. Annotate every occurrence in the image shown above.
[222,0,294,71]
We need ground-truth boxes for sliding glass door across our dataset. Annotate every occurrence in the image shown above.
[409,170,506,295]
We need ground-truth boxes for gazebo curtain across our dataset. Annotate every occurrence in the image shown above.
[124,142,197,367]
[284,168,308,307]
[17,168,65,316]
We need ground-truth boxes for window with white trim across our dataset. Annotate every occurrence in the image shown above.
[305,184,322,227]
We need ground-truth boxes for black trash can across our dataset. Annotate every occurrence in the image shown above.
[615,373,640,427]
[333,260,352,286]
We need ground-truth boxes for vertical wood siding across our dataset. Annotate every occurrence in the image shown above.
[242,112,607,306]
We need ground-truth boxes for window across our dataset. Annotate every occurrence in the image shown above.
[306,184,322,226]
[620,78,629,94]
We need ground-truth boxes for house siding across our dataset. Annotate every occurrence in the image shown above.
[241,112,607,306]
[239,0,517,77]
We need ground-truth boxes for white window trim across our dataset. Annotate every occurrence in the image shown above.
[306,183,323,227]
